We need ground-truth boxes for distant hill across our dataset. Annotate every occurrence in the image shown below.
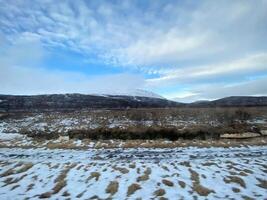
[1,94,267,112]
[189,96,267,107]
[0,93,182,112]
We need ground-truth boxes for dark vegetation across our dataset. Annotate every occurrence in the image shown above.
[11,107,267,141]
[67,126,221,141]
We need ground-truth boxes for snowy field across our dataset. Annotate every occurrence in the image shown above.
[0,146,266,199]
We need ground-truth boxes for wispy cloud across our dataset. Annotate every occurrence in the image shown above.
[0,0,266,99]
[146,52,267,87]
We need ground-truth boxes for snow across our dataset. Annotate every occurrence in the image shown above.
[0,146,266,199]
[92,89,164,99]
[0,132,24,140]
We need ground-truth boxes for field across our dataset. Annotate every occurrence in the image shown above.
[0,147,266,199]
[0,107,267,199]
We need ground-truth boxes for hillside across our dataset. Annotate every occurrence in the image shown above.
[0,93,182,112]
[188,96,267,107]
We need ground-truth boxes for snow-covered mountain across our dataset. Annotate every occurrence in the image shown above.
[95,89,164,99]
[0,92,179,112]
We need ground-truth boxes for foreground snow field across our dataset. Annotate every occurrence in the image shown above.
[0,146,266,199]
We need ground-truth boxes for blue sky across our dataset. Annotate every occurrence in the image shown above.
[0,0,267,102]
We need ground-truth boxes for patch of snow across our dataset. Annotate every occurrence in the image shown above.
[0,132,24,140]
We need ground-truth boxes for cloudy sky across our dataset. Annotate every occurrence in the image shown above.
[0,0,267,102]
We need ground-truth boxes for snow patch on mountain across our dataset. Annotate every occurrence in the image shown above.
[92,89,164,99]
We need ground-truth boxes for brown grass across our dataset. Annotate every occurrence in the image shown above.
[39,192,52,198]
[9,184,19,191]
[137,174,149,182]
[232,187,240,193]
[180,161,191,167]
[129,163,136,169]
[62,191,70,196]
[223,176,246,188]
[189,168,214,196]
[162,179,174,187]
[113,166,129,174]
[256,178,267,189]
[127,183,141,196]
[76,190,86,198]
[137,167,151,182]
[106,181,119,195]
[202,162,219,167]
[178,180,186,188]
[88,172,101,181]
[0,162,34,178]
[3,174,27,186]
[16,163,33,174]
[51,164,76,194]
[194,184,215,196]
[26,183,35,192]
[0,168,15,177]
[154,188,166,196]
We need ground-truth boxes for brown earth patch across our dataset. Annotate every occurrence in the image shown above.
[223,176,246,188]
[154,188,166,196]
[162,179,174,187]
[256,178,267,189]
[189,168,214,196]
[127,183,141,196]
[106,181,119,195]
[178,180,186,188]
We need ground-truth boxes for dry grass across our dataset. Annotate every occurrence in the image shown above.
[232,187,240,193]
[202,162,219,167]
[26,183,35,192]
[39,192,52,198]
[62,191,70,197]
[16,163,33,174]
[223,176,246,188]
[256,178,267,189]
[127,183,141,196]
[113,166,129,174]
[162,179,174,187]
[0,168,14,178]
[137,174,149,182]
[3,174,27,186]
[76,190,86,198]
[241,195,255,200]
[51,163,76,195]
[129,163,136,169]
[189,168,214,196]
[154,188,166,196]
[88,172,101,181]
[178,180,186,188]
[105,181,119,195]
[0,162,33,178]
[137,167,151,182]
[180,161,191,167]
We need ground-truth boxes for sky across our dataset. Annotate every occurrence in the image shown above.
[0,0,267,102]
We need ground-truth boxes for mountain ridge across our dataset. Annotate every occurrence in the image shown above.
[0,94,267,112]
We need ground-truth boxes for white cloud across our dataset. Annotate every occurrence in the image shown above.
[172,77,267,103]
[1,0,266,67]
[0,0,266,98]
[0,37,145,95]
[146,52,267,87]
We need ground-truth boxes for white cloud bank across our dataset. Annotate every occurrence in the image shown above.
[171,77,267,103]
[0,38,145,95]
